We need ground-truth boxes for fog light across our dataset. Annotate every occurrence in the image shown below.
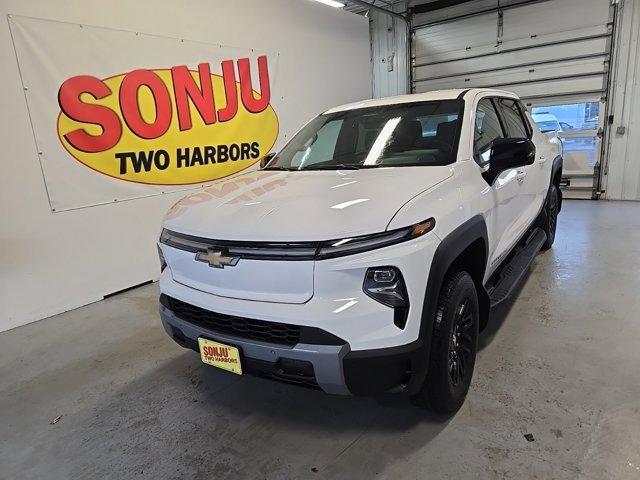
[363,267,408,308]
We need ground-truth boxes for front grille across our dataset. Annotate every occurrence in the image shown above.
[165,296,301,346]
[160,229,319,260]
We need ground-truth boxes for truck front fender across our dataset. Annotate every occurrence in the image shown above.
[406,214,490,394]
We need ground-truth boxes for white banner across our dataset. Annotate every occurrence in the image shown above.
[9,15,281,211]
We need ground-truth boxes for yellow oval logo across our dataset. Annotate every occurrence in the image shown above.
[56,56,278,185]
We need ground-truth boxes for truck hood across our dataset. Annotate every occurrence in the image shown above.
[163,166,453,241]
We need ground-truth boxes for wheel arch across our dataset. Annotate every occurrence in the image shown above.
[445,237,491,331]
[406,215,490,394]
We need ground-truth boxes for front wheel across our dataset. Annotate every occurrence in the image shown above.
[414,271,479,413]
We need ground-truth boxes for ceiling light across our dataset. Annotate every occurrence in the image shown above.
[312,0,346,8]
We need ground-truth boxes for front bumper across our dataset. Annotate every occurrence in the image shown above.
[160,296,424,395]
[158,228,439,395]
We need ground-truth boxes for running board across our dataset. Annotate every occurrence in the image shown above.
[488,228,547,308]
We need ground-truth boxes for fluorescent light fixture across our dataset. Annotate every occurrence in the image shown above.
[312,0,345,8]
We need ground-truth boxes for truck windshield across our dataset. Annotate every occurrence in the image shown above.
[264,100,463,170]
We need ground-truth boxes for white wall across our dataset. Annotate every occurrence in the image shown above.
[0,0,371,331]
[604,0,640,200]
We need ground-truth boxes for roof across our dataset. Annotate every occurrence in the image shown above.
[324,88,519,114]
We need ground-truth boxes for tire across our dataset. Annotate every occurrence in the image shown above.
[414,271,479,413]
[541,184,559,250]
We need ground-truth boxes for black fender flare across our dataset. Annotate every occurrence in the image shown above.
[551,155,563,212]
[405,215,490,394]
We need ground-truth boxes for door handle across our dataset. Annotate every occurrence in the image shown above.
[516,170,527,182]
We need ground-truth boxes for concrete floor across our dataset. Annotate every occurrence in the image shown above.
[2,200,640,480]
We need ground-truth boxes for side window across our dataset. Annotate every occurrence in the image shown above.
[497,98,529,138]
[474,98,505,165]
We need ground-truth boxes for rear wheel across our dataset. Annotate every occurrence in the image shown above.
[414,271,479,413]
[541,184,559,250]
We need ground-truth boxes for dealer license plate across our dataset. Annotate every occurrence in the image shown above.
[198,338,242,375]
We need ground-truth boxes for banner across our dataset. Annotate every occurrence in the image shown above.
[9,15,280,211]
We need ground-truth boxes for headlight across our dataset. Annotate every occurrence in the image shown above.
[363,266,409,328]
[316,218,435,260]
[363,267,407,308]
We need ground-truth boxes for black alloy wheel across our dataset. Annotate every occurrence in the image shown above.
[448,298,474,387]
[415,271,479,413]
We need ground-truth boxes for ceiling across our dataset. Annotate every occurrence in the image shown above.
[343,0,398,15]
[342,0,477,16]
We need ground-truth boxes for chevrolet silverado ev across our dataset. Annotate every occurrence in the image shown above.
[157,88,562,412]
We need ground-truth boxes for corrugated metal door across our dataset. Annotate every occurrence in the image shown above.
[412,0,616,198]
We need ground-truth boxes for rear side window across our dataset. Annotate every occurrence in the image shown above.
[497,98,529,138]
[474,98,505,165]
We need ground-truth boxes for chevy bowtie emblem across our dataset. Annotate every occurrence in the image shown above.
[195,249,240,269]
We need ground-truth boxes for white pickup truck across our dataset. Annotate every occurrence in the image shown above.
[157,88,562,412]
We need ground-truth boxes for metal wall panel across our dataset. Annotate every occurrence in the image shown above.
[603,0,640,200]
[370,1,409,98]
[501,0,611,41]
[413,13,498,65]
[414,38,609,80]
[411,0,613,104]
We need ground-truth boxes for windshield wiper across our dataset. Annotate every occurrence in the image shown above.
[302,164,362,171]
[262,166,299,171]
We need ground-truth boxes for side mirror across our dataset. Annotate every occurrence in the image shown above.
[259,152,276,169]
[484,138,535,183]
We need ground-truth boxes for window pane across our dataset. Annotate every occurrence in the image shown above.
[419,114,460,137]
[474,98,504,164]
[498,98,528,138]
[531,102,600,131]
[563,136,597,167]
[290,119,343,168]
[268,100,463,170]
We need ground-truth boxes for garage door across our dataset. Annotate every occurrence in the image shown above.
[412,0,616,198]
